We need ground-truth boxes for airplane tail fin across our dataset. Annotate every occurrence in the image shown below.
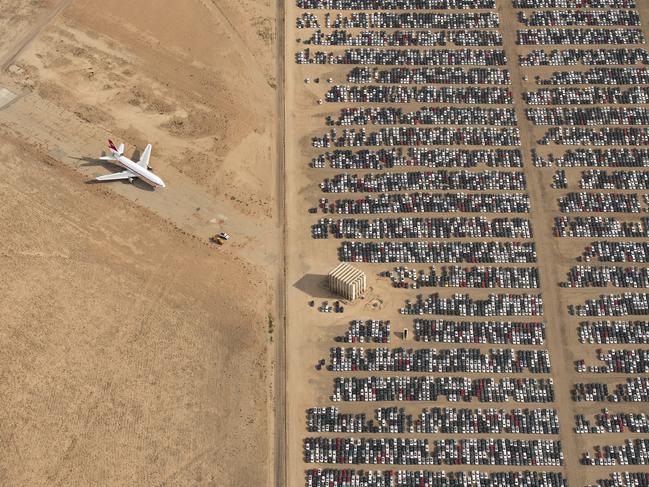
[108,139,124,155]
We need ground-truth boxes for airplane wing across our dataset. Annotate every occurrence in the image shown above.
[95,170,138,181]
[138,144,152,168]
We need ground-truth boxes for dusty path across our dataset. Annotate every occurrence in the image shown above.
[274,0,288,486]
[0,87,277,268]
[198,0,273,89]
[498,1,581,480]
[0,0,72,70]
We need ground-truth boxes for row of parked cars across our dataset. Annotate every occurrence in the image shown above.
[297,47,508,66]
[572,378,649,402]
[328,346,551,373]
[519,47,648,66]
[315,216,533,239]
[572,292,649,316]
[400,293,543,317]
[524,86,649,106]
[558,192,642,213]
[580,170,649,190]
[303,29,502,47]
[307,406,559,434]
[296,0,496,11]
[332,376,556,403]
[576,409,649,434]
[534,148,649,168]
[576,348,649,373]
[517,9,641,27]
[561,265,649,288]
[528,107,649,127]
[536,67,649,85]
[581,240,649,262]
[319,170,526,193]
[331,106,517,127]
[306,469,567,487]
[305,11,501,29]
[325,85,513,104]
[539,127,649,147]
[335,320,391,343]
[590,472,649,487]
[304,437,564,466]
[578,320,649,344]
[324,192,531,215]
[414,319,546,344]
[347,66,511,85]
[341,241,537,264]
[554,216,649,237]
[313,148,523,170]
[517,27,644,46]
[581,438,649,465]
[386,265,539,288]
[513,0,635,7]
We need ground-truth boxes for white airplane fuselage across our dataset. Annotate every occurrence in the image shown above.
[109,150,166,188]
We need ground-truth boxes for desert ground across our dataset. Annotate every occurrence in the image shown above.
[4,0,649,486]
[0,0,280,485]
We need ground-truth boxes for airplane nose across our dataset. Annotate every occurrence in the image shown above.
[153,174,166,188]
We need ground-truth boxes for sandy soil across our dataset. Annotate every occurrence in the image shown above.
[0,135,270,486]
[0,0,279,485]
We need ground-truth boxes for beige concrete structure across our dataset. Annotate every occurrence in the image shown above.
[328,263,366,301]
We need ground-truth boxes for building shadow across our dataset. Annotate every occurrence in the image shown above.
[293,273,335,299]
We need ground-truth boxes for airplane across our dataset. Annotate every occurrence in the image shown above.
[96,140,166,188]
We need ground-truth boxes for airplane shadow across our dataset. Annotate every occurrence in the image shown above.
[83,177,155,192]
[70,148,142,165]
[70,155,113,168]
[70,155,155,192]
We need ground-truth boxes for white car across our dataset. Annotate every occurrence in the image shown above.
[218,232,230,240]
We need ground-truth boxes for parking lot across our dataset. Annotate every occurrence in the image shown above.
[285,0,649,485]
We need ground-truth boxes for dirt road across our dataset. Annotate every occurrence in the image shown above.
[274,0,288,486]
[0,0,71,70]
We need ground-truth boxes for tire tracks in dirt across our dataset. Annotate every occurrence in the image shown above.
[198,0,274,90]
[0,0,72,70]
[273,0,287,485]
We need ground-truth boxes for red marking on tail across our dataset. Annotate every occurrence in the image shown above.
[108,139,117,151]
